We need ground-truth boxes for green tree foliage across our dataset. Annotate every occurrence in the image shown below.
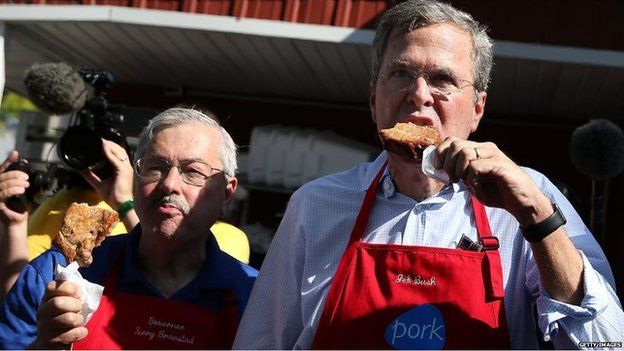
[0,91,38,133]
[1,91,38,118]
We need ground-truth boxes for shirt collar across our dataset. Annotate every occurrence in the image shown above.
[359,151,390,191]
[117,225,225,292]
[368,151,467,204]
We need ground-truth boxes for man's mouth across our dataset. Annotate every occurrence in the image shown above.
[378,122,440,162]
[403,115,434,126]
[155,195,190,214]
[156,203,182,216]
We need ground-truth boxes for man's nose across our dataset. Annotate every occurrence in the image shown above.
[160,166,183,193]
[406,76,434,107]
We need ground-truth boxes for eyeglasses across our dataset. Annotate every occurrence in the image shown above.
[379,68,475,96]
[135,157,224,187]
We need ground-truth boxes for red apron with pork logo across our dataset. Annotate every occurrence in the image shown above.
[312,163,510,349]
[72,253,239,350]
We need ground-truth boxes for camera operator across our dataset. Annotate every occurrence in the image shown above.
[0,139,138,299]
[0,63,138,299]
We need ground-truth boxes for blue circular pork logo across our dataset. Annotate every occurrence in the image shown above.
[384,304,446,350]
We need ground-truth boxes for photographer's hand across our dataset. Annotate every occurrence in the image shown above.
[0,150,30,299]
[80,140,139,230]
[0,151,30,223]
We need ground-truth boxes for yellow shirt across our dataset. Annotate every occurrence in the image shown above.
[27,188,250,264]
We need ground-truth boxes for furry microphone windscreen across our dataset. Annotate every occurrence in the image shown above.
[569,119,624,179]
[23,62,87,115]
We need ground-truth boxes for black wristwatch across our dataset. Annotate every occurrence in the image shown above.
[520,203,567,243]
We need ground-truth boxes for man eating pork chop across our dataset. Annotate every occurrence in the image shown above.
[234,0,624,349]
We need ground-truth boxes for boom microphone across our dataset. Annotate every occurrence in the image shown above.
[569,119,624,246]
[570,119,624,179]
[23,62,87,115]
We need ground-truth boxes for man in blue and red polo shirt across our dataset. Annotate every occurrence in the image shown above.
[0,108,257,349]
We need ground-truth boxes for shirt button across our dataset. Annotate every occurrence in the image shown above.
[384,182,391,190]
[415,204,421,211]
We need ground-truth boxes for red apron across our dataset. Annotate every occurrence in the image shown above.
[312,163,510,349]
[73,252,239,350]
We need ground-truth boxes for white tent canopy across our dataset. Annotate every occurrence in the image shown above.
[1,5,623,121]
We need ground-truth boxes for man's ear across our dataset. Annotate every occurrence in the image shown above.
[224,177,237,205]
[471,91,487,133]
[221,176,238,217]
[370,83,378,124]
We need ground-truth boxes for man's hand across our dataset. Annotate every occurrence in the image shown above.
[0,151,30,225]
[436,137,584,304]
[80,139,134,210]
[436,137,552,226]
[32,280,87,349]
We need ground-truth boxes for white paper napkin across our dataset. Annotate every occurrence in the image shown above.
[421,145,450,184]
[54,262,104,324]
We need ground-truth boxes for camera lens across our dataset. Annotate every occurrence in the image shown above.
[58,125,113,178]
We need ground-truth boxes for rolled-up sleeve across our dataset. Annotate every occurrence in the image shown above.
[523,172,624,348]
[536,251,623,345]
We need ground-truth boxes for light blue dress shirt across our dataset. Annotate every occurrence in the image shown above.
[234,151,624,349]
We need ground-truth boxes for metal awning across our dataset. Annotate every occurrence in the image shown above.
[1,5,623,121]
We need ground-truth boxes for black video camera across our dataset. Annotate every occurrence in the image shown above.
[57,69,129,179]
[4,68,129,212]
[5,158,56,213]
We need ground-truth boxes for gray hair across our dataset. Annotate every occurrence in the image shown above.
[135,108,238,178]
[371,0,494,92]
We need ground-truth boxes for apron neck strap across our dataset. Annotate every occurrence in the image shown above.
[470,197,500,250]
[470,197,505,299]
[347,161,388,246]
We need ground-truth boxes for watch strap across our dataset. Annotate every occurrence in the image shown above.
[521,203,567,243]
